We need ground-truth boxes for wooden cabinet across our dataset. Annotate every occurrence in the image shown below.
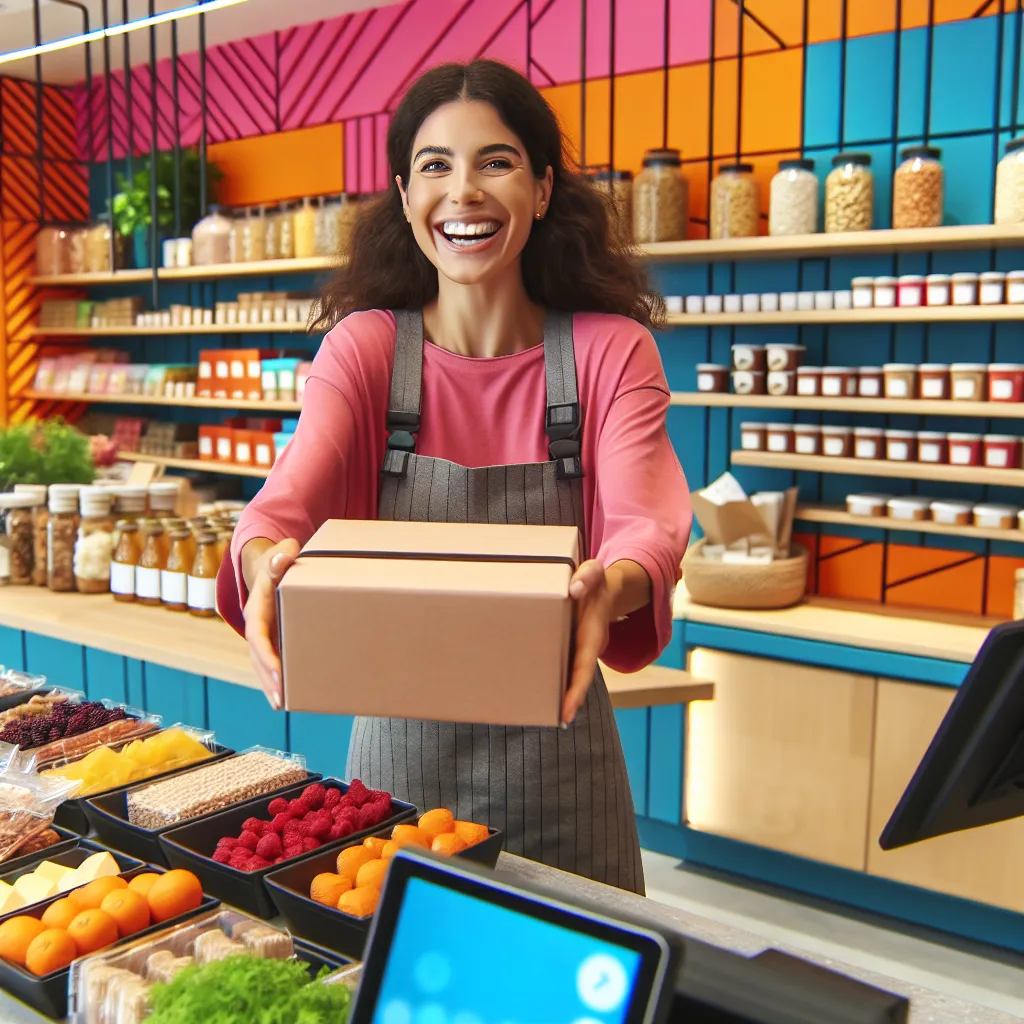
[867,680,1024,913]
[684,649,876,871]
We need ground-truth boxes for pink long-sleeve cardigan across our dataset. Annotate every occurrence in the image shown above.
[217,309,691,672]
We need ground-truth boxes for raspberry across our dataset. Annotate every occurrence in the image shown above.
[302,836,321,852]
[339,792,357,810]
[229,851,250,869]
[357,805,379,831]
[368,790,391,806]
[216,837,238,850]
[335,819,355,840]
[212,848,232,864]
[282,819,303,840]
[242,817,262,834]
[347,779,370,806]
[302,783,326,810]
[306,815,332,840]
[288,798,312,818]
[246,855,271,872]
[334,807,357,827]
[283,843,303,860]
[237,830,259,851]
[271,813,292,834]
[267,797,289,816]
[328,824,345,841]
[322,788,341,811]
[256,834,282,860]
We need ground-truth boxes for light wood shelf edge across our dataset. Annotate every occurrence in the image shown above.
[117,451,271,478]
[670,392,1024,418]
[30,255,337,286]
[31,325,311,337]
[27,391,302,413]
[795,505,1024,543]
[666,305,1024,326]
[599,664,714,709]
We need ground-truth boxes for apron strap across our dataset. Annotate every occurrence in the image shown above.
[543,311,583,480]
[383,309,424,476]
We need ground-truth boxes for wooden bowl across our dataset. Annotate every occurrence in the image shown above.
[683,540,808,610]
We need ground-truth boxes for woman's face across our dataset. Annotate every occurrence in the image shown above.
[399,99,552,288]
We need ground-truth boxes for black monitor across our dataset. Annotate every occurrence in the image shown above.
[880,618,1024,850]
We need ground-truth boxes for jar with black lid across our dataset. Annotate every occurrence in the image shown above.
[710,163,759,239]
[825,151,874,232]
[633,149,688,244]
[591,170,633,244]
[769,158,817,236]
[893,145,943,229]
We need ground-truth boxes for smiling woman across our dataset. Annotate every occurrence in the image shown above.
[218,59,692,895]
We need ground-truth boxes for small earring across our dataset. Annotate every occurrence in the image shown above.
[535,212,543,220]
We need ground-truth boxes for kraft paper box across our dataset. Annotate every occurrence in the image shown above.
[277,520,580,727]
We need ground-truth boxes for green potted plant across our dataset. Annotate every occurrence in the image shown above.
[0,420,96,491]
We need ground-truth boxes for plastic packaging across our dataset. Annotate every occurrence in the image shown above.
[768,158,817,236]
[825,152,873,232]
[892,146,943,229]
[0,768,80,862]
[710,163,759,239]
[75,486,114,595]
[192,206,232,266]
[994,136,1024,224]
[633,149,688,244]
[0,669,47,704]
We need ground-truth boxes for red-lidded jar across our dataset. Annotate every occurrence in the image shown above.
[765,423,795,453]
[740,422,767,451]
[948,432,983,466]
[854,426,884,459]
[983,434,1021,469]
[796,367,821,396]
[916,431,948,464]
[988,363,1024,402]
[821,425,853,457]
[697,363,729,393]
[918,363,950,400]
[793,424,821,455]
[885,429,917,462]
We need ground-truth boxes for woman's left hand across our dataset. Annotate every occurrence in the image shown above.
[563,559,614,726]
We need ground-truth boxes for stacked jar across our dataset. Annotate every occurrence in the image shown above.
[633,148,689,244]
[293,197,317,259]
[769,158,818,236]
[892,146,943,229]
[74,486,114,594]
[710,164,759,239]
[995,137,1024,225]
[0,493,37,586]
[825,152,874,232]
[46,484,81,593]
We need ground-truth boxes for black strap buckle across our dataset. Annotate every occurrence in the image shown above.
[386,429,416,453]
[546,402,579,441]
[556,455,583,480]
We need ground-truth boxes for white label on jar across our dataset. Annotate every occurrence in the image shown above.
[767,434,788,452]
[216,360,229,379]
[262,370,276,390]
[886,379,908,398]
[216,438,233,459]
[733,348,754,370]
[953,378,977,400]
[987,448,1009,468]
[927,286,948,305]
[920,442,941,462]
[953,284,976,305]
[921,379,945,398]
[236,442,252,463]
[796,377,818,396]
[136,566,161,600]
[255,444,272,465]
[0,546,9,581]
[876,289,896,308]
[766,352,787,371]
[977,512,1002,528]
[852,290,873,308]
[1009,283,1024,304]
[822,377,842,396]
[888,442,909,461]
[767,373,791,395]
[950,445,972,465]
[823,438,846,456]
[981,284,1003,304]
[859,378,880,397]
[199,436,213,457]
[741,432,761,450]
[279,370,295,388]
[188,575,217,611]
[199,361,212,378]
[230,360,245,379]
[248,361,262,378]
[795,436,818,455]
[110,560,135,595]
[733,372,753,394]
[161,570,187,605]
[855,440,878,458]
[697,373,714,392]
[992,378,1014,400]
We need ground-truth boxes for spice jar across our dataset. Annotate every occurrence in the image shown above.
[36,226,70,277]
[696,364,729,393]
[887,497,932,521]
[931,500,973,526]
[592,170,633,243]
[162,528,193,611]
[315,197,340,257]
[731,344,765,371]
[765,344,804,371]
[854,427,884,460]
[765,424,794,453]
[984,434,1021,469]
[338,194,361,253]
[857,367,883,398]
[821,425,853,457]
[892,146,943,229]
[917,431,948,463]
[883,364,917,399]
[897,275,925,307]
[994,137,1024,224]
[241,205,267,263]
[15,485,48,587]
[793,424,821,455]
[974,504,1019,530]
[979,271,1006,305]
[796,367,821,396]
[0,494,36,586]
[948,432,983,466]
[851,277,874,308]
[768,158,817,236]
[951,272,978,306]
[136,525,165,606]
[46,484,80,593]
[74,486,114,594]
[191,206,232,266]
[188,531,221,618]
[276,203,296,259]
[989,363,1024,402]
[111,520,140,602]
[228,209,244,263]
[85,214,124,273]
[918,364,950,400]
[821,366,857,398]
[885,429,917,462]
[731,370,765,395]
[710,164,760,239]
[926,274,951,306]
[1008,270,1024,304]
[293,196,317,259]
[847,494,889,517]
[633,149,688,244]
[950,363,988,401]
[873,276,898,308]
[825,152,874,232]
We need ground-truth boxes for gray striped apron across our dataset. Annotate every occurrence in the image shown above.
[346,309,644,894]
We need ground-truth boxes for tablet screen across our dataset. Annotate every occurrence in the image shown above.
[370,875,645,1024]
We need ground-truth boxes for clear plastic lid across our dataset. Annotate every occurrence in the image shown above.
[12,484,46,505]
[79,485,112,517]
[48,483,82,513]
[0,492,39,509]
[113,486,149,513]
[974,503,1020,516]
[887,497,933,509]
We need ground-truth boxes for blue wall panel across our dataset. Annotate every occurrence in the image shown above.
[206,677,287,754]
[614,708,649,818]
[24,634,84,691]
[0,626,24,672]
[288,711,353,779]
[143,664,207,729]
[646,705,684,825]
[83,649,127,703]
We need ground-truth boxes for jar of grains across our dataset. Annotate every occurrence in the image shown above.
[995,137,1024,224]
[338,195,362,254]
[315,197,340,257]
[46,484,81,593]
[825,152,874,232]
[14,485,48,586]
[67,227,88,275]
[293,196,317,259]
[769,158,818,236]
[591,170,633,243]
[35,226,69,278]
[275,203,296,260]
[0,494,37,586]
[228,208,245,263]
[74,486,114,594]
[710,163,759,239]
[85,214,124,273]
[191,206,232,266]
[633,148,689,244]
[241,206,267,263]
[892,146,943,229]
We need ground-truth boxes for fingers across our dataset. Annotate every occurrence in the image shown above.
[569,558,605,600]
[266,538,300,583]
[562,603,608,726]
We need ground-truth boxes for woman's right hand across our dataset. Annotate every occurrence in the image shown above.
[242,538,300,710]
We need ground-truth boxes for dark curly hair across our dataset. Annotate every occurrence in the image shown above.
[317,59,663,330]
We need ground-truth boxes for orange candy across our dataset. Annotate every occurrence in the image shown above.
[355,858,389,890]
[362,837,388,856]
[25,928,77,977]
[335,846,376,883]
[100,889,151,937]
[309,873,352,908]
[337,885,380,918]
[147,869,203,923]
[75,876,128,911]
[40,897,82,932]
[453,821,489,847]
[0,916,46,966]
[390,824,430,849]
[66,909,118,956]
[417,808,455,839]
[431,833,468,856]
[127,873,161,899]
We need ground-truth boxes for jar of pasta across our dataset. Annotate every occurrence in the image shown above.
[769,158,818,236]
[710,163,759,239]
[293,197,317,259]
[74,486,114,594]
[892,146,943,229]
[228,208,246,263]
[825,152,874,232]
[995,137,1024,224]
[633,149,688,244]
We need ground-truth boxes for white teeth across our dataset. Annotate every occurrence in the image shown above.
[441,220,500,237]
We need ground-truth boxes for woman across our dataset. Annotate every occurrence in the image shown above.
[217,59,691,895]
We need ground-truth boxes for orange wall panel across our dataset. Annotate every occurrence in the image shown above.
[612,71,666,173]
[985,555,1024,619]
[667,63,710,160]
[741,49,803,156]
[816,537,884,603]
[884,544,984,616]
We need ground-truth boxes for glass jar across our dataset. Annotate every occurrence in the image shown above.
[768,158,818,236]
[710,163,759,239]
[111,520,140,602]
[0,494,37,586]
[274,203,295,260]
[188,531,221,618]
[46,484,81,593]
[191,205,232,266]
[216,528,234,565]
[293,197,317,259]
[825,152,874,232]
[136,525,165,606]
[86,214,124,273]
[591,170,633,244]
[14,485,48,587]
[633,148,688,244]
[242,206,267,263]
[995,137,1024,225]
[315,197,339,256]
[228,208,245,263]
[338,195,361,254]
[74,486,114,595]
[162,528,193,611]
[67,227,88,274]
[148,481,180,520]
[36,226,70,277]
[892,145,943,229]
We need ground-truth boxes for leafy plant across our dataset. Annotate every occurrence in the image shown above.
[0,420,96,491]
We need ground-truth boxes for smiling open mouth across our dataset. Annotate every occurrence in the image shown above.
[438,220,502,246]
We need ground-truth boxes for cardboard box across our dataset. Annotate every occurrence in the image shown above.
[277,520,579,726]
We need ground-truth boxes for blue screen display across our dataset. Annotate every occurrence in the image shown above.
[370,877,644,1024]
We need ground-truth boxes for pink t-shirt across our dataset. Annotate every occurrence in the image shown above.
[218,309,691,672]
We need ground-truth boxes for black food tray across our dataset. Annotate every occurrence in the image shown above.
[158,778,417,919]
[83,768,321,866]
[0,839,143,896]
[265,826,503,959]
[292,935,352,976]
[54,743,235,835]
[0,827,79,877]
[0,685,49,713]
[0,862,218,1019]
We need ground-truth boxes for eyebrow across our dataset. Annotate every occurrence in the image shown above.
[412,143,523,163]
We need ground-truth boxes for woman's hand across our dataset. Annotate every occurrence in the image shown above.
[242,538,300,711]
[563,559,613,726]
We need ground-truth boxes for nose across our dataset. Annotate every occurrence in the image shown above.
[449,162,483,205]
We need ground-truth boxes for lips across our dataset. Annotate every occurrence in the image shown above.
[435,219,503,247]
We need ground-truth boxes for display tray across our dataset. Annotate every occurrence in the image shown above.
[0,827,79,876]
[53,742,235,835]
[0,684,50,713]
[83,769,322,867]
[264,826,504,959]
[157,779,418,919]
[291,934,353,977]
[0,838,143,901]
[0,862,219,1019]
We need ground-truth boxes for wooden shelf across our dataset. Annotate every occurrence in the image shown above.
[669,392,1024,418]
[796,504,1024,543]
[731,449,1024,486]
[31,325,311,337]
[666,305,1024,326]
[30,255,335,286]
[673,589,993,663]
[117,451,271,478]
[27,390,302,413]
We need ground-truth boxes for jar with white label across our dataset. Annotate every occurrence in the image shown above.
[883,364,917,399]
[765,344,804,371]
[918,364,949,399]
[854,427,883,459]
[821,425,853,457]
[0,493,36,587]
[731,344,766,371]
[884,429,917,462]
[696,364,729,393]
[793,424,821,455]
[1008,270,1024,304]
[857,367,883,398]
[46,484,81,593]
[846,493,889,517]
[897,275,925,307]
[74,486,114,594]
[796,367,821,395]
[951,272,978,306]
[983,434,1021,469]
[136,525,166,606]
[874,277,898,308]
[851,277,874,308]
[974,504,1019,530]
[162,528,193,612]
[929,500,972,525]
[740,422,767,451]
[111,521,140,601]
[765,424,794,453]
[732,371,766,395]
[767,371,796,396]
[979,271,1006,305]
[925,274,950,306]
[887,497,932,521]
[949,363,987,402]
[821,366,856,397]
[189,531,221,618]
[948,432,983,466]
[916,431,948,464]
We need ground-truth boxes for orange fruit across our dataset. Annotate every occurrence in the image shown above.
[431,833,468,856]
[453,821,489,847]
[309,873,352,907]
[390,824,430,849]
[147,870,203,923]
[337,885,380,918]
[127,873,161,899]
[76,876,128,911]
[40,898,83,931]
[362,837,388,856]
[380,840,401,860]
[66,909,118,956]
[0,916,46,966]
[355,858,389,890]
[100,889,151,937]
[417,808,455,839]
[335,846,375,883]
[25,928,77,977]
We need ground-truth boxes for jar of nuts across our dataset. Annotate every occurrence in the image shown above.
[46,484,81,593]
[892,145,943,229]
[769,158,818,236]
[0,493,37,586]
[633,149,689,244]
[591,169,634,244]
[13,484,47,586]
[710,163,760,239]
[825,152,874,232]
[995,137,1024,225]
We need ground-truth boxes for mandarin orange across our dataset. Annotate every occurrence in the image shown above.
[337,885,379,918]
[335,846,375,883]
[355,858,388,890]
[309,873,352,907]
[147,869,203,923]
[0,916,46,966]
[453,821,489,847]
[75,875,127,911]
[362,837,388,856]
[100,889,151,937]
[25,928,77,977]
[417,808,455,839]
[40,897,82,931]
[431,833,468,856]
[390,824,430,848]
[126,873,161,899]
[66,909,118,955]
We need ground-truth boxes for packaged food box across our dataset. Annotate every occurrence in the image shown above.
[278,520,579,725]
